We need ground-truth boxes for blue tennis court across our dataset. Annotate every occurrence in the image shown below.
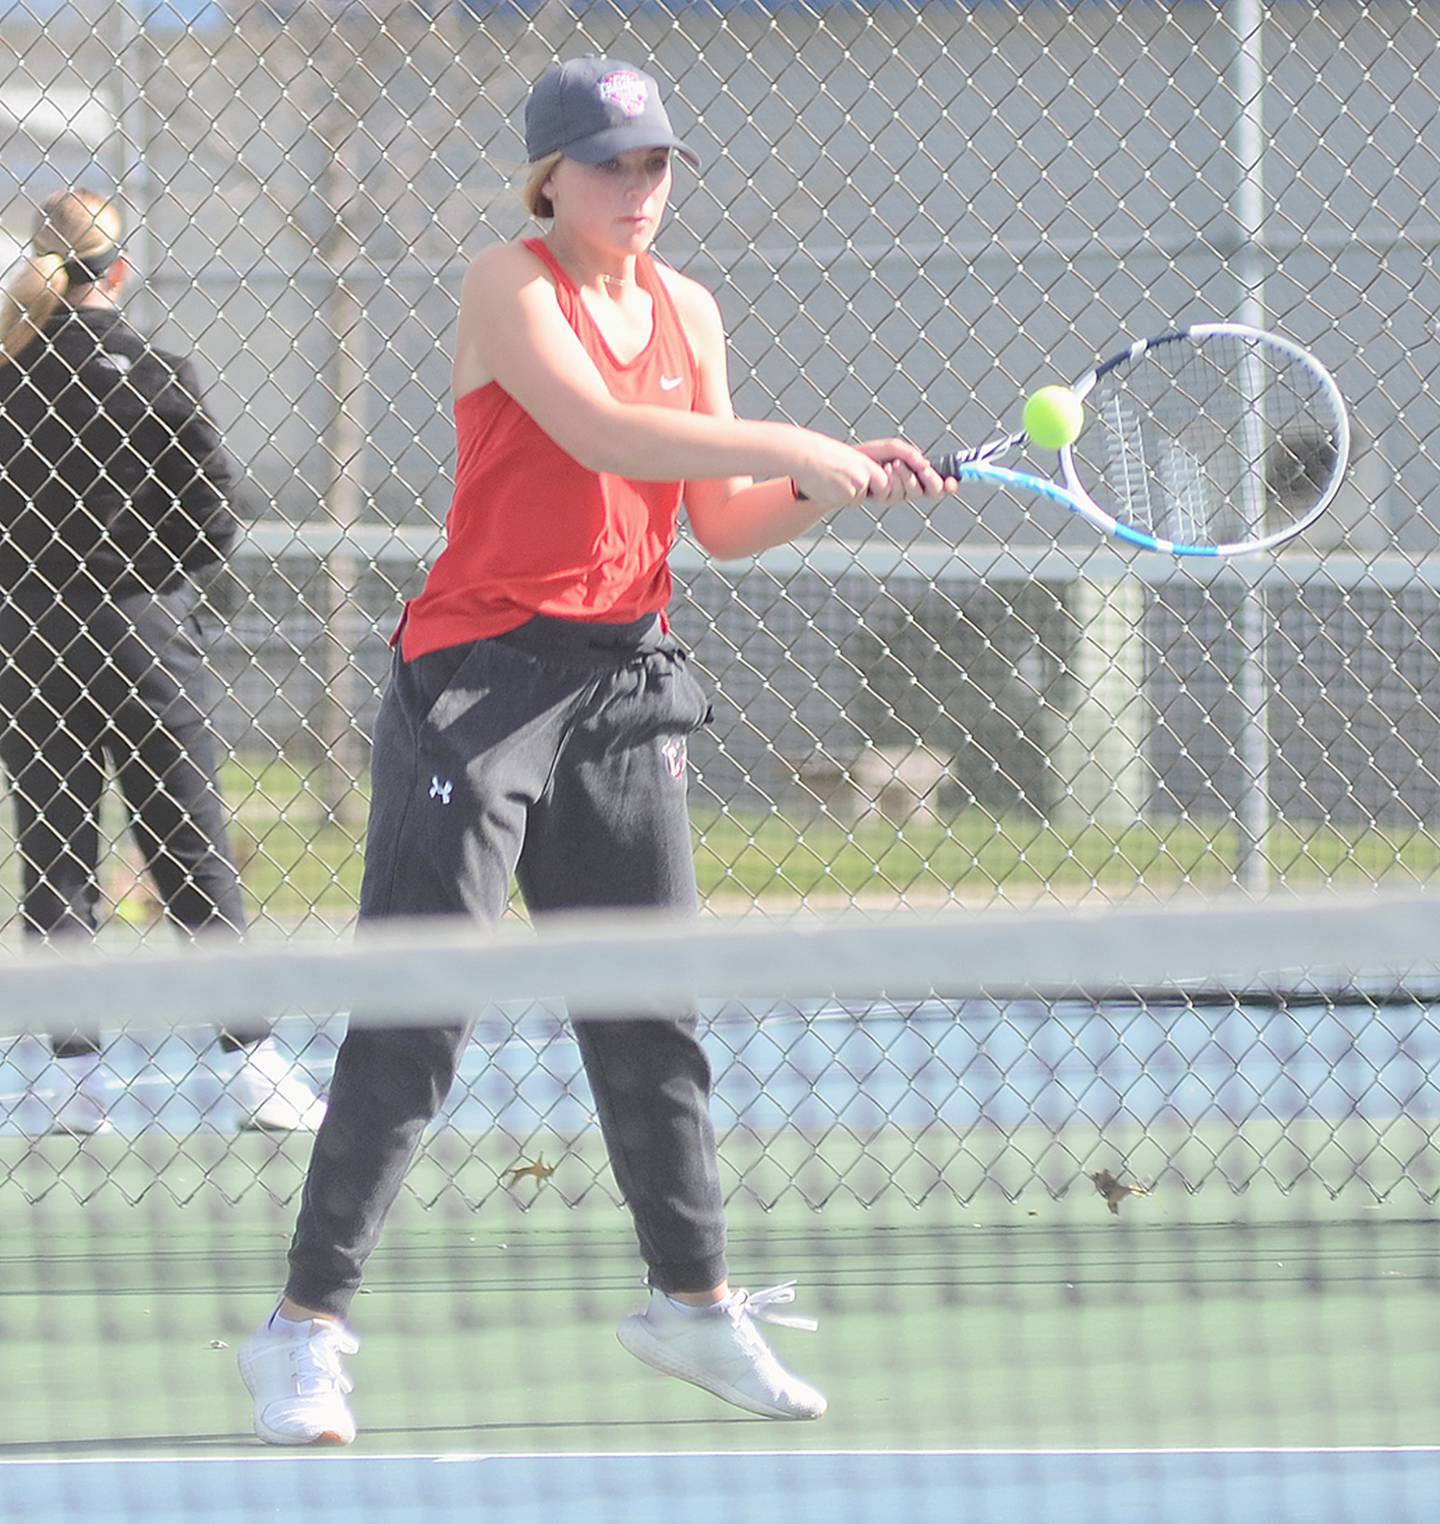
[6,1449,1439,1524]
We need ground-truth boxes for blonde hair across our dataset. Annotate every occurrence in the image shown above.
[522,153,564,220]
[0,188,122,371]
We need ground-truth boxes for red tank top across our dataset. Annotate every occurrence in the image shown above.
[398,238,699,660]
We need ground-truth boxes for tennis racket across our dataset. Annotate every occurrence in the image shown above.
[930,322,1350,557]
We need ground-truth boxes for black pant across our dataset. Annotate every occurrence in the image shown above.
[285,613,727,1318]
[0,581,259,1054]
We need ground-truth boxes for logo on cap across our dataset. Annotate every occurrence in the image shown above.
[598,70,649,118]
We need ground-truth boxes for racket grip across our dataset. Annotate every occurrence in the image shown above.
[790,465,953,503]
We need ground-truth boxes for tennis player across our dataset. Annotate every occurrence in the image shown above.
[241,57,954,1443]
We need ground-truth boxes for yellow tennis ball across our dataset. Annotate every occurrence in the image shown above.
[1023,386,1085,451]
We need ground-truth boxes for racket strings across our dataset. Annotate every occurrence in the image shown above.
[1081,335,1344,547]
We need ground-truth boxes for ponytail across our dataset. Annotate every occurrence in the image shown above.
[0,252,72,370]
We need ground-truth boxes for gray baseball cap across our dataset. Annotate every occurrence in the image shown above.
[525,58,700,169]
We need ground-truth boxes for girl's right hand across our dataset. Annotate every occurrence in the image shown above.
[786,430,891,508]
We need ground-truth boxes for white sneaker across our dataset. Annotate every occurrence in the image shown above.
[46,1053,114,1137]
[238,1313,358,1446]
[617,1280,828,1420]
[219,1041,326,1132]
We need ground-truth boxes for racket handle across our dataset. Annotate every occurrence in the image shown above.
[790,466,953,504]
[786,448,969,502]
[794,433,1013,502]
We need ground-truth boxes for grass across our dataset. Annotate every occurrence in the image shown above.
[687,807,1440,903]
[2,754,1438,933]
[226,756,1440,921]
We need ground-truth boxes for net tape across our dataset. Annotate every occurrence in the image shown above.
[0,893,1433,1034]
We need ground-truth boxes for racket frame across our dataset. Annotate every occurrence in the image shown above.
[937,322,1351,558]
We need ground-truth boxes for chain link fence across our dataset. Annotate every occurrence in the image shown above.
[2,0,1439,1205]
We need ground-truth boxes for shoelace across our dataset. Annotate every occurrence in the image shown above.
[290,1323,359,1397]
[725,1281,818,1334]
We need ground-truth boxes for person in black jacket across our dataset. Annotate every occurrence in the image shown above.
[0,187,322,1135]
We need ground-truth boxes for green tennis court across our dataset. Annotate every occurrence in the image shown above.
[4,1180,1437,1521]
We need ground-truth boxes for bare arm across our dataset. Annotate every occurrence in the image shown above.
[455,242,952,557]
[456,245,799,478]
[455,243,898,498]
[669,273,952,559]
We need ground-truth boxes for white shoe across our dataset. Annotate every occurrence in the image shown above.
[617,1281,828,1420]
[47,1053,114,1137]
[238,1313,358,1446]
[219,1041,325,1132]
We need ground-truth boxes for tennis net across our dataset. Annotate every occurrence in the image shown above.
[1,894,1437,1523]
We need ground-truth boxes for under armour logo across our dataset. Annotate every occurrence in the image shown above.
[429,776,453,805]
[659,374,683,391]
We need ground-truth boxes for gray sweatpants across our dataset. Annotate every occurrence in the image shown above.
[285,613,726,1318]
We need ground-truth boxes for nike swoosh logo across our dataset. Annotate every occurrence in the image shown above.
[659,375,684,391]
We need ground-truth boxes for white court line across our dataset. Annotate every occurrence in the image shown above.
[4,1445,1439,1468]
